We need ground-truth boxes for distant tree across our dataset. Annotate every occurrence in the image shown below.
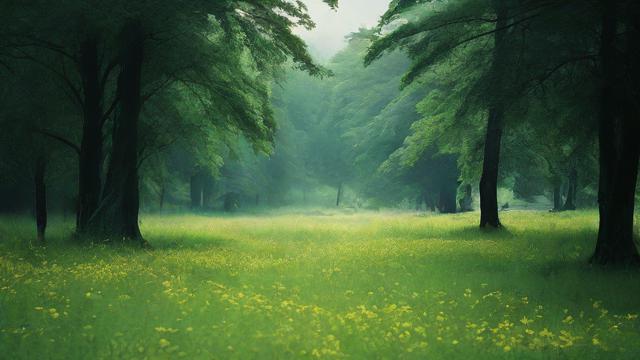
[0,60,77,242]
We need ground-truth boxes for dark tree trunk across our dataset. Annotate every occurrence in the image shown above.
[552,178,562,211]
[86,20,144,242]
[438,183,457,214]
[190,172,203,210]
[159,181,165,210]
[424,193,436,212]
[336,183,343,207]
[415,193,424,211]
[479,107,503,227]
[34,156,47,243]
[77,36,104,234]
[479,2,508,228]
[591,0,640,265]
[562,169,577,210]
[224,193,239,212]
[202,173,214,209]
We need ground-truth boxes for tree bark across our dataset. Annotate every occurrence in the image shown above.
[479,107,504,227]
[76,36,104,234]
[86,20,144,242]
[479,2,508,228]
[562,169,577,210]
[591,0,640,265]
[336,183,343,207]
[34,156,47,243]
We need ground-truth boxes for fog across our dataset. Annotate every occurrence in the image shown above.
[295,0,391,61]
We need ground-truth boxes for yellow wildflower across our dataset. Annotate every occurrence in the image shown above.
[539,328,553,338]
[520,316,533,325]
[159,338,170,348]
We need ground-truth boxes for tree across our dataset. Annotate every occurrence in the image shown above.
[82,0,338,241]
[591,0,640,265]
[2,0,339,243]
[0,58,77,243]
[365,0,539,226]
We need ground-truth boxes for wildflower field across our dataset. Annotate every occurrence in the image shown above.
[1,210,640,359]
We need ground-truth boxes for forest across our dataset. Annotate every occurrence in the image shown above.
[1,0,640,358]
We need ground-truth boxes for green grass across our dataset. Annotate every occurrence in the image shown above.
[1,210,640,359]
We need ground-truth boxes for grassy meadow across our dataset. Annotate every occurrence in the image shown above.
[1,210,640,359]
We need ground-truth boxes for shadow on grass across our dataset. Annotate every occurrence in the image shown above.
[447,225,515,241]
[397,225,598,245]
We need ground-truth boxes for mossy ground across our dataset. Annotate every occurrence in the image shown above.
[1,210,639,359]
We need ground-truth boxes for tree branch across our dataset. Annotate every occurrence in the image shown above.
[100,57,119,92]
[101,95,119,126]
[8,49,84,107]
[32,129,80,155]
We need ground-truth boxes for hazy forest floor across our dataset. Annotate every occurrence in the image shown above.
[1,210,640,359]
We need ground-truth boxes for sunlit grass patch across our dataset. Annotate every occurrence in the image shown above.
[1,210,639,359]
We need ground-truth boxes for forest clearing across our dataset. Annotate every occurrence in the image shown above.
[2,0,640,358]
[2,211,640,359]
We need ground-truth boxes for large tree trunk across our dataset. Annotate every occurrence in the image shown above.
[34,156,47,243]
[479,107,504,227]
[336,183,343,207]
[562,169,577,210]
[591,0,640,265]
[76,36,104,234]
[479,2,508,228]
[86,20,144,243]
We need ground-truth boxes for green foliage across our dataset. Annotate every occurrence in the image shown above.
[364,0,602,206]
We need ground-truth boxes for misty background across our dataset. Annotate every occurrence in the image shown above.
[296,0,391,61]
